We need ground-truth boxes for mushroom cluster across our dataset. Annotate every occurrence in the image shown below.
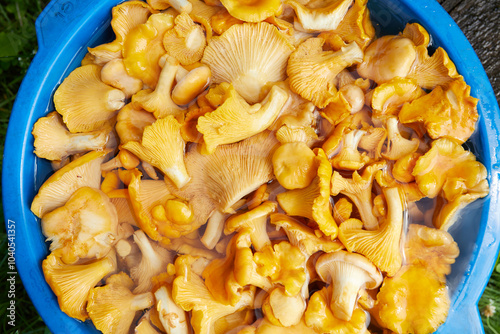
[31,0,488,333]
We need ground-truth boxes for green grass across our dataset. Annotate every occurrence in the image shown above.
[0,1,499,334]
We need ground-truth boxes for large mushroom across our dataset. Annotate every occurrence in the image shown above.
[202,22,294,104]
[315,250,382,321]
[54,64,125,133]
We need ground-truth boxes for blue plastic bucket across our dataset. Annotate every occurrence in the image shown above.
[3,0,500,332]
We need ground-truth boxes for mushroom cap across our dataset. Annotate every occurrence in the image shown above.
[41,187,118,264]
[315,250,382,289]
[370,77,426,118]
[254,241,307,296]
[163,13,207,65]
[116,103,156,144]
[262,286,306,327]
[101,59,143,98]
[31,149,109,218]
[284,0,353,32]
[412,137,488,199]
[270,213,344,256]
[401,22,430,47]
[405,224,459,280]
[221,0,282,22]
[202,233,243,306]
[375,264,450,334]
[224,201,277,251]
[32,112,110,161]
[197,83,288,154]
[42,252,116,321]
[338,187,405,276]
[399,78,479,144]
[54,64,125,133]
[123,13,174,88]
[202,22,294,104]
[128,172,195,246]
[277,149,338,239]
[272,142,317,190]
[305,286,368,333]
[122,116,190,188]
[357,35,416,84]
[287,38,363,108]
[315,250,382,321]
[317,0,375,50]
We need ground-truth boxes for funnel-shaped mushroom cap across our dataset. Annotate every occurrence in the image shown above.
[370,78,426,118]
[433,191,488,231]
[163,13,206,65]
[123,116,190,188]
[318,0,375,50]
[399,78,479,144]
[401,22,430,47]
[123,13,175,88]
[42,252,116,321]
[116,103,156,144]
[315,250,382,321]
[32,112,110,161]
[305,285,368,333]
[339,187,405,276]
[197,83,288,154]
[42,187,118,264]
[54,64,125,133]
[374,265,450,334]
[202,22,294,103]
[224,201,277,251]
[270,213,344,256]
[170,131,278,229]
[405,224,459,280]
[86,1,152,65]
[412,138,488,199]
[406,45,460,90]
[357,35,416,84]
[31,150,109,218]
[284,0,352,32]
[87,278,155,334]
[132,55,186,120]
[287,38,363,108]
[272,142,316,190]
[254,241,307,296]
[277,149,338,239]
[221,0,281,22]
